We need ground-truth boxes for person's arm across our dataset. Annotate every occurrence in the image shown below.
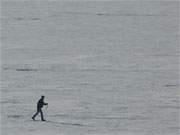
[43,102,48,105]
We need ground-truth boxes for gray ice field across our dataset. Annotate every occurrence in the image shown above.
[1,1,179,135]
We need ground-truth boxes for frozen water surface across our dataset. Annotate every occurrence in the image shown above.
[1,1,179,135]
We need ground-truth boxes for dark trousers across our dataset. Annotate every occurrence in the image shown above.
[32,108,44,120]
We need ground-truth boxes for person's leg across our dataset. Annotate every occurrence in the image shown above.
[39,109,45,121]
[32,109,39,120]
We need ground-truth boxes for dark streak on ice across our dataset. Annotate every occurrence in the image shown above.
[96,13,170,17]
[7,115,22,118]
[13,17,23,21]
[54,11,172,17]
[1,100,20,104]
[46,120,92,127]
[13,17,41,21]
[165,84,179,87]
[3,67,39,72]
[50,114,149,121]
[13,12,173,22]
[156,105,180,109]
[16,68,38,72]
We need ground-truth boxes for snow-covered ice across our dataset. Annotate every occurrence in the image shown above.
[1,1,179,135]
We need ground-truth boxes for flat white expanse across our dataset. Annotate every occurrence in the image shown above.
[1,1,179,135]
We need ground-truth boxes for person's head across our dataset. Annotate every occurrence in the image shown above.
[41,95,45,99]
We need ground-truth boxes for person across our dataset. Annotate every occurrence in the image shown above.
[32,95,48,121]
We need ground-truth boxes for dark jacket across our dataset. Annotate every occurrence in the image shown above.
[37,98,47,109]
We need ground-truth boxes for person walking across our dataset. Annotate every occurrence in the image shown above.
[32,95,48,121]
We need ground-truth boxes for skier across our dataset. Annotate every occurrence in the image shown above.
[32,95,48,121]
